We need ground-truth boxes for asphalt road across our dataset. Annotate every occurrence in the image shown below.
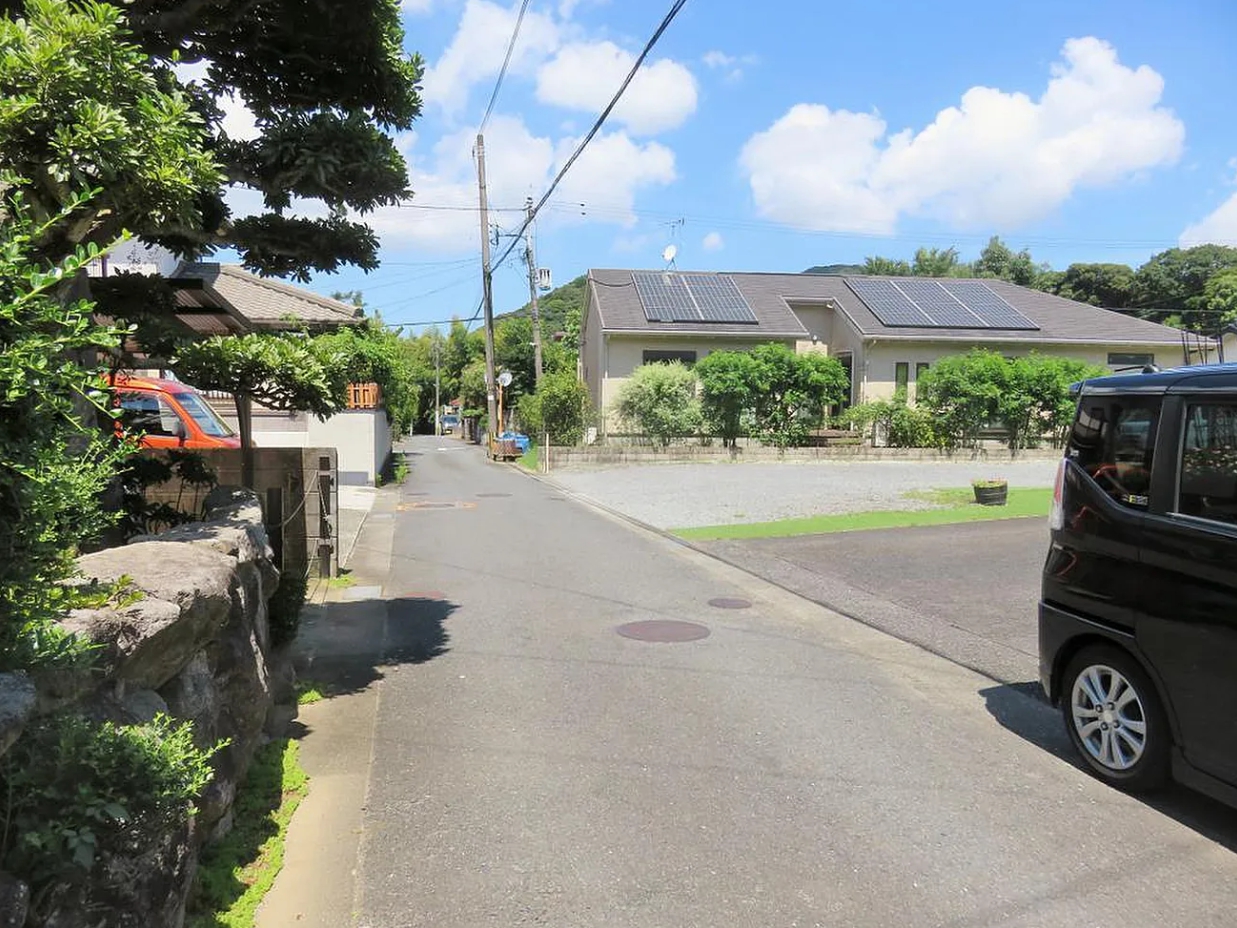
[270,435,1237,928]
[699,519,1049,685]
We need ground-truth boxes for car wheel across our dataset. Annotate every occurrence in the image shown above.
[1061,645,1170,791]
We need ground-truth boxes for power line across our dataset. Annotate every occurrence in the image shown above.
[478,0,532,135]
[491,0,690,270]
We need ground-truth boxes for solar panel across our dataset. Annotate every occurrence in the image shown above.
[632,272,757,324]
[893,279,987,328]
[941,280,1039,330]
[685,275,758,323]
[847,279,933,327]
[632,271,701,322]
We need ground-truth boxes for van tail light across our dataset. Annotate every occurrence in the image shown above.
[1049,458,1066,530]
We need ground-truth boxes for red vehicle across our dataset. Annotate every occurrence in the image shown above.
[109,374,240,450]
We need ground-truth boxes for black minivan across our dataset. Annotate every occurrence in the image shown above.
[1040,363,1237,805]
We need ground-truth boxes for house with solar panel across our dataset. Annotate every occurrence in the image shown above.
[580,269,1193,434]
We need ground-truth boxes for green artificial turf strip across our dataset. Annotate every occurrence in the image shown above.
[673,487,1052,540]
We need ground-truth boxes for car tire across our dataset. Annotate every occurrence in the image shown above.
[1061,645,1170,791]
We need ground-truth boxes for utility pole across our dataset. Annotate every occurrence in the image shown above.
[475,133,499,454]
[524,197,544,387]
[432,330,441,436]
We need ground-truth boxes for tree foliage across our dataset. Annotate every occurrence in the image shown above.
[1132,245,1237,326]
[1050,263,1136,308]
[917,349,1105,451]
[972,236,1037,286]
[1203,268,1237,327]
[0,0,424,280]
[694,350,757,447]
[614,362,702,446]
[516,371,591,445]
[313,322,420,435]
[0,191,124,668]
[747,344,849,447]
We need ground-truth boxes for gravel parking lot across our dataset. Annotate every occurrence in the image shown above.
[550,458,1060,529]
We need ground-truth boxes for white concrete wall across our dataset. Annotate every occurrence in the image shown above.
[253,411,390,486]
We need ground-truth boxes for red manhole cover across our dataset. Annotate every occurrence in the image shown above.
[616,620,710,642]
[708,597,751,609]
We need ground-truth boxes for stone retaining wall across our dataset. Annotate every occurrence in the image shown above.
[546,443,1065,469]
[0,488,294,928]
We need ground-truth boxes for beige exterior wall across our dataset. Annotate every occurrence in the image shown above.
[788,303,833,351]
[861,341,1179,403]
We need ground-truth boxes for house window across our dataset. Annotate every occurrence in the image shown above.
[894,362,909,394]
[642,349,697,365]
[1108,352,1155,368]
[915,362,930,381]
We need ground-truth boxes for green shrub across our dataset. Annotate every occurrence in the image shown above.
[537,371,590,445]
[1,714,221,901]
[838,391,938,447]
[613,362,702,446]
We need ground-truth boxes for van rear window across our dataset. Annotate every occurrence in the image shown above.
[1067,397,1160,508]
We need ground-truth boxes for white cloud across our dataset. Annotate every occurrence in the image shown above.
[740,37,1185,233]
[536,41,698,135]
[702,231,724,251]
[422,0,561,115]
[402,0,436,12]
[1181,191,1237,246]
[361,117,675,251]
[553,130,677,220]
[702,50,755,83]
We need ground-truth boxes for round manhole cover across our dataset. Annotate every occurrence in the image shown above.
[402,590,447,600]
[476,492,511,498]
[708,597,752,610]
[413,501,458,510]
[406,492,428,497]
[616,620,710,642]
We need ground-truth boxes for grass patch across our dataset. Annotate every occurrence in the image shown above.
[186,739,309,928]
[674,486,1052,541]
[295,680,330,705]
[517,445,539,471]
[324,572,354,590]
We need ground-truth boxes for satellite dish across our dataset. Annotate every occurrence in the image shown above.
[662,244,678,264]
[497,370,513,387]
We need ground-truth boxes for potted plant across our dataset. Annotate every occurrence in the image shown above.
[972,477,1008,506]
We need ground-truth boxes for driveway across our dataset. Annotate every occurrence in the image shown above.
[551,458,1058,529]
[698,518,1048,686]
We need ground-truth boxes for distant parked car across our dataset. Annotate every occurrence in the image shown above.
[499,430,531,454]
[1039,363,1237,805]
[440,413,460,434]
[108,374,240,450]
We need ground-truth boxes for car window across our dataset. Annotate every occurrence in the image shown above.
[1178,402,1237,526]
[176,391,234,437]
[116,391,183,437]
[1067,396,1159,508]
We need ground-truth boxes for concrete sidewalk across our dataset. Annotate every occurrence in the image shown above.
[256,483,399,928]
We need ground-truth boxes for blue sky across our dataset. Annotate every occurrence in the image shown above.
[287,0,1237,332]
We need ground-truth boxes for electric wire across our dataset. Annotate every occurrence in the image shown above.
[489,0,691,271]
[478,0,533,135]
